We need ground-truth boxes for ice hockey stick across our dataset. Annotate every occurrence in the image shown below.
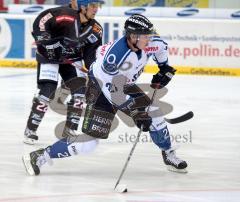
[164,111,194,124]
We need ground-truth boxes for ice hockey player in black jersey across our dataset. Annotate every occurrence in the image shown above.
[23,0,104,144]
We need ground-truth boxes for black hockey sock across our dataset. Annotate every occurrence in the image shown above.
[26,96,49,131]
[65,95,84,130]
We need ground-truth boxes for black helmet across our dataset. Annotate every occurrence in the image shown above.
[124,14,154,35]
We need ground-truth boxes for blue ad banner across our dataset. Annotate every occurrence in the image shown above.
[0,18,25,59]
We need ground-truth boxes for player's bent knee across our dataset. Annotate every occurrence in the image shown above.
[38,82,58,100]
[65,77,86,95]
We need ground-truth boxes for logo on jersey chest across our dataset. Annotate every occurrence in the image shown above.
[145,46,159,53]
[132,67,144,82]
[87,33,98,43]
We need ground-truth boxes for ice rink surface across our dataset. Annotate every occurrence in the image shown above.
[0,68,239,202]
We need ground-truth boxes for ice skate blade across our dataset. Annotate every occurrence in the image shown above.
[23,136,37,145]
[22,154,35,176]
[167,165,188,173]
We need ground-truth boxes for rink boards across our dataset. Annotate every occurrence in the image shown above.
[1,59,240,77]
[0,14,239,76]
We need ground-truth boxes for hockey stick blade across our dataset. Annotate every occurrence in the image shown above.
[164,111,194,124]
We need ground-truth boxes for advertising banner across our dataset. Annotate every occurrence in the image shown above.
[113,0,164,7]
[0,17,25,58]
[8,4,240,20]
[165,0,209,8]
[8,4,58,14]
[0,14,239,76]
[97,17,240,70]
[113,0,209,7]
[148,18,240,75]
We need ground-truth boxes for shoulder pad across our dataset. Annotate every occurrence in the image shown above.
[102,37,131,75]
[90,19,103,29]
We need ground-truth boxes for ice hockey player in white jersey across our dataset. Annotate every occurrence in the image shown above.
[22,14,188,176]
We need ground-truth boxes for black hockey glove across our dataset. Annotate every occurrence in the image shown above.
[131,110,152,132]
[36,37,80,62]
[151,65,176,89]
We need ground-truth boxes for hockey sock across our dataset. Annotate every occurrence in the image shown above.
[26,95,49,131]
[149,125,171,150]
[46,138,71,158]
[46,136,98,159]
[65,94,84,130]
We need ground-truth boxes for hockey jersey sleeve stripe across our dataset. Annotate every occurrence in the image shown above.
[56,15,75,23]
[74,20,79,38]
[118,50,131,68]
[103,38,121,61]
[101,37,131,75]
[79,26,92,38]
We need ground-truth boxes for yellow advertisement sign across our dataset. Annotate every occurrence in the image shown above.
[165,0,209,8]
[113,0,158,7]
[1,60,239,77]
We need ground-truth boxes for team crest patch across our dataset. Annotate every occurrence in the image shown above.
[87,33,98,43]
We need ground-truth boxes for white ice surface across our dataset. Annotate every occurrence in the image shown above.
[0,68,239,202]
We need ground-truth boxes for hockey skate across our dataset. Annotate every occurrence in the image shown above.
[162,148,188,173]
[23,127,38,145]
[22,148,52,176]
